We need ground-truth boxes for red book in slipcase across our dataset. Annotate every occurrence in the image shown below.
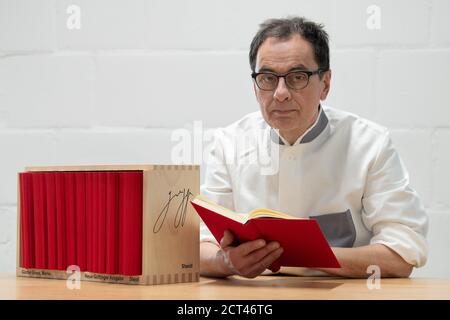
[18,170,143,275]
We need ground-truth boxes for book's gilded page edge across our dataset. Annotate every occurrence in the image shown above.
[248,208,303,220]
[191,195,248,224]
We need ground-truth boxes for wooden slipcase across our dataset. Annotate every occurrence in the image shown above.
[16,164,200,285]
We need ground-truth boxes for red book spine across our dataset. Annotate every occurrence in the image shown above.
[118,171,143,276]
[45,172,57,270]
[105,172,118,275]
[55,172,66,270]
[64,172,77,267]
[32,172,47,269]
[92,172,99,273]
[19,173,35,269]
[97,172,107,274]
[75,172,87,271]
[86,172,94,272]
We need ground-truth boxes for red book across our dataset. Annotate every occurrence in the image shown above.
[191,196,340,269]
[32,172,47,269]
[92,172,99,273]
[45,172,57,270]
[97,172,107,274]
[19,173,35,269]
[118,171,143,276]
[85,172,94,272]
[64,172,77,267]
[105,172,119,274]
[55,172,66,270]
[75,172,87,271]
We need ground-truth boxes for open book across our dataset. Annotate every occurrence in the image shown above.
[191,195,340,269]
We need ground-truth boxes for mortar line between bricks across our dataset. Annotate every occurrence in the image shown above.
[0,205,17,210]
[2,47,450,59]
[0,127,214,132]
[0,49,250,58]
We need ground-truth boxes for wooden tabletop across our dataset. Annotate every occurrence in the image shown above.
[1,273,449,300]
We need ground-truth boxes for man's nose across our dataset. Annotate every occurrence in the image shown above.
[273,77,291,102]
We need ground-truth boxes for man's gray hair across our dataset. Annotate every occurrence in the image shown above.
[249,16,330,75]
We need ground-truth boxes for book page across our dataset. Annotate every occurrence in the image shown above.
[191,195,249,224]
[248,208,303,220]
[192,195,307,222]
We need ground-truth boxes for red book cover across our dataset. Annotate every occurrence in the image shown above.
[92,172,100,273]
[19,173,35,269]
[118,171,143,276]
[45,172,57,270]
[191,196,341,269]
[75,172,87,271]
[97,172,107,274]
[85,172,94,272]
[32,172,47,269]
[105,172,119,275]
[55,172,66,270]
[64,172,77,267]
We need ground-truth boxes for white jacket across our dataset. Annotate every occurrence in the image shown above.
[200,105,428,268]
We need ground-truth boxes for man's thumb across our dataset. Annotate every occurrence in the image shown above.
[220,229,234,248]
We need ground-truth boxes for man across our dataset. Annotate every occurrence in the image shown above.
[199,17,428,278]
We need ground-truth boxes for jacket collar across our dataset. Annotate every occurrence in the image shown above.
[270,105,329,145]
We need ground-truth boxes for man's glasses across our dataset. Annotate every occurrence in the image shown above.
[251,69,326,91]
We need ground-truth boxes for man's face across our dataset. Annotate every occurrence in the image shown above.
[253,34,331,139]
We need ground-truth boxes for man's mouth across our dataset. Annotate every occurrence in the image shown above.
[272,110,297,116]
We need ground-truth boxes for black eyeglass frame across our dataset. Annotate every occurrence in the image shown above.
[251,68,327,91]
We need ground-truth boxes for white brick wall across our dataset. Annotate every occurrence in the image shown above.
[1,0,449,277]
[431,0,450,46]
[326,49,376,119]
[93,53,256,127]
[0,0,55,52]
[0,55,94,128]
[389,129,432,208]
[329,0,430,46]
[433,130,450,209]
[374,50,450,127]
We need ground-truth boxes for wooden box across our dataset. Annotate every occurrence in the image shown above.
[16,164,200,285]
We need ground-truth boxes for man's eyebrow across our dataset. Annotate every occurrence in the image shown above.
[257,64,309,73]
[289,64,308,71]
[258,67,276,73]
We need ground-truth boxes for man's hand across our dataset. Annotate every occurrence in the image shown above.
[217,229,284,278]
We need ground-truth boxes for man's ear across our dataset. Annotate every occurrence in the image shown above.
[320,69,332,101]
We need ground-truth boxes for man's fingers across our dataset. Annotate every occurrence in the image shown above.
[220,229,234,248]
[220,231,270,258]
[247,241,280,264]
[224,239,266,273]
[260,247,284,269]
[237,238,267,256]
[247,247,284,277]
[269,260,281,273]
[218,235,283,278]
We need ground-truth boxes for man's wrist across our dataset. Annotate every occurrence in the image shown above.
[216,249,237,277]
